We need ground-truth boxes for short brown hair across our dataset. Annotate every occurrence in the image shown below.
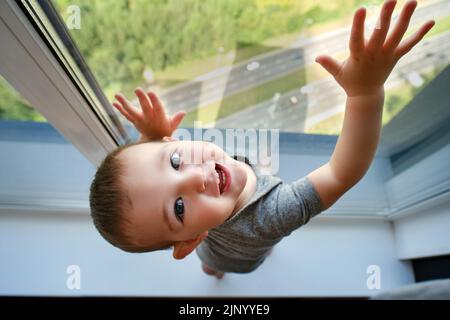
[89,140,174,253]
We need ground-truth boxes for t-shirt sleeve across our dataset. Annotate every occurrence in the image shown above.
[264,176,325,238]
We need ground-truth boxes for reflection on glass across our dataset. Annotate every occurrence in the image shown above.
[53,0,449,134]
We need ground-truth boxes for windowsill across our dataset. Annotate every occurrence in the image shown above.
[0,120,388,218]
[0,119,447,221]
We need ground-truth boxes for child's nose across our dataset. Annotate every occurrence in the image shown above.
[182,165,206,193]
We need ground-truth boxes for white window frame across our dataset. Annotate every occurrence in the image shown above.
[0,0,128,166]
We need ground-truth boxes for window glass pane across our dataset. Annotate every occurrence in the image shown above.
[53,0,450,135]
[0,75,46,122]
[0,74,91,207]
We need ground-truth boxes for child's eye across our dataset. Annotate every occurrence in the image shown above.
[170,151,181,170]
[174,197,184,222]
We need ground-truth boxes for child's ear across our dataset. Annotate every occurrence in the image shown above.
[172,231,208,260]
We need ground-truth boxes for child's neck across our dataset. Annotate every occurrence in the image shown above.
[230,160,257,218]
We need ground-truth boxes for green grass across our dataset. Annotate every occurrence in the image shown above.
[180,47,343,125]
[182,68,308,126]
[2,0,447,123]
[382,85,415,125]
[409,12,450,39]
[306,85,415,135]
[181,9,450,127]
[307,65,447,135]
[0,76,46,122]
[180,42,345,126]
[154,43,280,89]
[155,0,386,89]
[307,112,345,135]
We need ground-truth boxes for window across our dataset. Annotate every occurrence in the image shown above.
[2,0,448,166]
[51,0,449,136]
[0,0,132,165]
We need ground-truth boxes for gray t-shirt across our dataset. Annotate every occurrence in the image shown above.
[195,156,325,273]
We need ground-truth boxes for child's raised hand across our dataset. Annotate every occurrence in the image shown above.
[315,0,435,97]
[113,88,186,141]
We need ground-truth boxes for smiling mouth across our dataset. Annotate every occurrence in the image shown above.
[215,163,231,194]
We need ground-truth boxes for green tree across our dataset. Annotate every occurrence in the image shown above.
[0,76,46,121]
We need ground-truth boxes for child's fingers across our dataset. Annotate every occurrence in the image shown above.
[394,20,435,60]
[170,111,186,131]
[384,0,417,52]
[114,93,141,119]
[349,7,366,58]
[134,88,154,119]
[112,102,134,123]
[147,92,166,119]
[367,0,397,54]
[315,55,342,78]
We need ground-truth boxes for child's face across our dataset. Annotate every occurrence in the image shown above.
[119,140,249,247]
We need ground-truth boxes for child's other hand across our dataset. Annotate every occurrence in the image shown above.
[113,88,186,141]
[315,0,435,97]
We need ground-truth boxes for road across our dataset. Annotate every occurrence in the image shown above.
[158,0,449,117]
[213,31,450,132]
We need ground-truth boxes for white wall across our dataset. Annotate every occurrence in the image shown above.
[278,152,393,217]
[393,196,450,259]
[387,143,450,259]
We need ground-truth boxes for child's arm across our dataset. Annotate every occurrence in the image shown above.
[307,0,434,210]
[113,88,186,142]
